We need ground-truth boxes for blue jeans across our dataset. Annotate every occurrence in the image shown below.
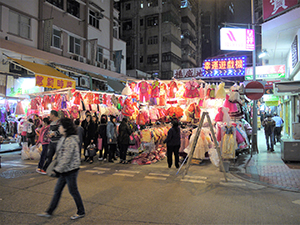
[38,144,49,169]
[265,132,274,150]
[46,170,85,215]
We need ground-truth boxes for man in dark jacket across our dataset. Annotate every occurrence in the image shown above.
[262,114,276,152]
[42,110,61,173]
[118,117,132,164]
[163,119,181,168]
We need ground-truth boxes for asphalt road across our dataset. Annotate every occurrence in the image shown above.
[1,152,300,224]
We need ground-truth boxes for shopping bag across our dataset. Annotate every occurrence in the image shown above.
[97,137,103,150]
[129,134,136,146]
[46,159,58,177]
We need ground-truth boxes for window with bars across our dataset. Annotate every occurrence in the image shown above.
[69,36,81,55]
[52,29,61,48]
[148,36,158,45]
[46,0,64,9]
[67,0,80,18]
[147,16,158,27]
[89,10,99,29]
[9,11,31,39]
[97,47,103,62]
[147,54,158,64]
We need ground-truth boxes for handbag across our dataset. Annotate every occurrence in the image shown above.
[97,136,103,150]
[129,134,136,146]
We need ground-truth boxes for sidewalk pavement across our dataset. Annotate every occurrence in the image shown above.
[232,129,300,192]
[1,130,300,192]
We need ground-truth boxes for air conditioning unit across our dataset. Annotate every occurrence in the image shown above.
[95,12,104,19]
[80,76,90,88]
[79,56,86,63]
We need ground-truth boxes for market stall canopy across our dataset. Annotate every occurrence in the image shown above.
[10,58,76,89]
[107,78,125,93]
[274,81,300,94]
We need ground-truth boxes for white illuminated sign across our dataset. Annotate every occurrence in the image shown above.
[220,28,255,51]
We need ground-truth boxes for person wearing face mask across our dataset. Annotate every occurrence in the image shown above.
[106,115,118,162]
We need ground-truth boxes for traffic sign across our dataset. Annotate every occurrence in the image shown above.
[244,81,265,100]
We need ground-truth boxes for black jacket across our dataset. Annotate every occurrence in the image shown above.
[98,124,107,145]
[118,121,132,145]
[164,127,181,146]
[83,121,97,144]
[49,119,61,143]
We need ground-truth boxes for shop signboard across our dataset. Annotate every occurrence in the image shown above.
[173,67,202,78]
[263,0,298,20]
[245,65,285,80]
[6,77,44,97]
[220,28,255,51]
[202,57,245,77]
[263,94,279,101]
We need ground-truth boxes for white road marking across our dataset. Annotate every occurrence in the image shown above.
[115,170,140,174]
[112,173,134,177]
[80,165,87,168]
[24,162,37,165]
[184,175,207,180]
[144,176,167,180]
[85,170,105,174]
[181,179,206,184]
[220,181,246,187]
[292,200,300,205]
[148,173,170,177]
[93,167,111,171]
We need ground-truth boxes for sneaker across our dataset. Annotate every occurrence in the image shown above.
[103,158,107,162]
[36,168,41,173]
[37,212,51,218]
[98,157,103,161]
[89,160,93,164]
[70,214,85,220]
[40,169,47,175]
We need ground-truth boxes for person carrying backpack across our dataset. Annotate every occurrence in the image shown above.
[262,114,276,152]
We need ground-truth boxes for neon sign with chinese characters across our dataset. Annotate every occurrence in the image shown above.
[202,57,246,77]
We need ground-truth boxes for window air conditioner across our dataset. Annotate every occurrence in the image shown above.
[80,76,90,88]
[95,12,104,19]
[79,56,86,63]
[70,55,79,61]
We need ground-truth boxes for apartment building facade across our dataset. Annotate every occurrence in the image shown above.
[0,0,127,94]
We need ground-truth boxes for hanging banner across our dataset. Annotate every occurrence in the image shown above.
[35,74,76,89]
[173,67,202,78]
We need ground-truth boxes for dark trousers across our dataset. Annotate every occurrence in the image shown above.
[108,144,117,161]
[38,144,49,169]
[265,132,274,150]
[27,136,35,146]
[43,142,57,171]
[46,170,85,216]
[167,145,180,168]
[274,127,282,143]
[119,144,129,161]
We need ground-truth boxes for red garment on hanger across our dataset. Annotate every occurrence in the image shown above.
[94,93,100,104]
[73,92,83,105]
[84,92,94,105]
[167,81,178,98]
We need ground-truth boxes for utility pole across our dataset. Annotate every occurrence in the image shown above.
[251,0,258,154]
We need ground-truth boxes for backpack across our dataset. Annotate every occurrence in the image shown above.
[27,123,33,133]
[264,119,275,134]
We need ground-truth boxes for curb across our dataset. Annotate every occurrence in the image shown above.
[0,148,22,154]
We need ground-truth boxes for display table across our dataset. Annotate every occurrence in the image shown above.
[281,139,300,162]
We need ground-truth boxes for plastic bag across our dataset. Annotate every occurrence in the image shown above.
[30,145,41,160]
[21,142,30,160]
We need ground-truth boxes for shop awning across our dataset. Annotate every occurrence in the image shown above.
[107,78,125,93]
[10,58,76,89]
[274,81,300,94]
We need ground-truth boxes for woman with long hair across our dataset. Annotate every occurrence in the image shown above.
[82,115,97,163]
[97,115,108,161]
[163,119,181,168]
[118,117,132,164]
[37,118,85,220]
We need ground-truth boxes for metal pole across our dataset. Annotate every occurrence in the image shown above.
[251,0,258,154]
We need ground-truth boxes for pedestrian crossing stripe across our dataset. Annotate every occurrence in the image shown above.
[85,170,105,174]
[144,176,167,180]
[181,179,206,184]
[115,170,140,173]
[112,173,135,177]
[184,175,207,180]
[219,181,246,187]
[148,173,170,177]
[292,200,300,205]
[93,167,111,171]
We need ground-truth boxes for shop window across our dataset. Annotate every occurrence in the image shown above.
[147,16,158,27]
[97,47,103,62]
[67,0,80,18]
[9,11,31,39]
[52,29,61,48]
[89,10,99,29]
[69,35,81,55]
[140,1,144,8]
[46,0,64,9]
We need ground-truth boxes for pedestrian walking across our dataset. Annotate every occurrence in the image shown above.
[74,119,84,157]
[82,115,97,163]
[272,113,284,144]
[97,115,108,161]
[26,118,36,147]
[36,117,51,175]
[37,118,85,220]
[163,119,181,168]
[262,114,276,152]
[107,115,118,162]
[42,110,61,171]
[118,117,132,164]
